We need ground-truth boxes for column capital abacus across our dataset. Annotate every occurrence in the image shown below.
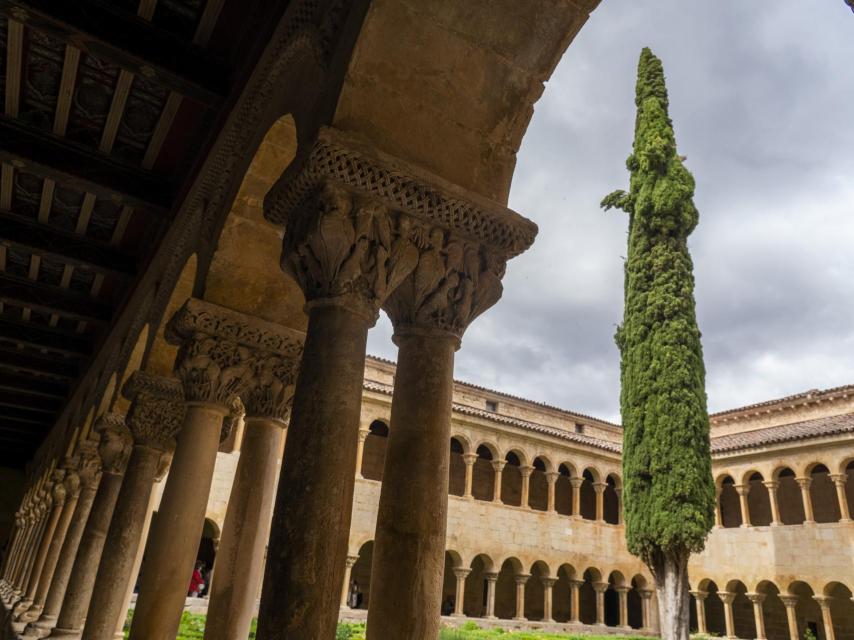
[614,585,630,594]
[592,581,609,593]
[484,572,499,584]
[221,396,245,442]
[746,592,766,604]
[795,476,812,489]
[93,412,133,475]
[514,574,531,586]
[592,481,608,494]
[719,591,737,605]
[62,469,81,498]
[50,475,68,508]
[74,438,103,488]
[812,595,832,609]
[453,568,471,580]
[357,426,371,443]
[690,589,709,601]
[778,594,798,608]
[123,371,186,452]
[829,473,847,485]
[545,471,560,483]
[239,329,304,423]
[762,480,779,490]
[569,476,584,489]
[734,483,751,496]
[639,589,654,600]
[345,555,360,569]
[519,465,535,479]
[541,577,558,588]
[462,453,479,465]
[491,459,507,473]
[569,578,585,589]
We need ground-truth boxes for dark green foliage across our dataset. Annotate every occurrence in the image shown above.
[602,48,715,565]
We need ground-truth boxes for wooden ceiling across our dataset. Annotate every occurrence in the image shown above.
[0,0,288,467]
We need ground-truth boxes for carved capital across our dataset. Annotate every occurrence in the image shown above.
[63,471,81,498]
[123,371,186,452]
[746,593,765,605]
[74,438,103,488]
[453,568,471,580]
[93,412,132,475]
[514,574,531,586]
[242,353,300,422]
[50,475,68,508]
[569,477,584,489]
[167,299,303,408]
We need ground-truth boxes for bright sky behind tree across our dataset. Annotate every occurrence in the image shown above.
[367,0,854,423]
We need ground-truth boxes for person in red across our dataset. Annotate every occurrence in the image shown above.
[188,561,206,597]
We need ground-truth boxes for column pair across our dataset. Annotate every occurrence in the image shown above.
[796,477,816,524]
[735,484,751,527]
[49,413,133,640]
[254,127,534,638]
[1,487,36,605]
[80,372,185,640]
[128,299,303,640]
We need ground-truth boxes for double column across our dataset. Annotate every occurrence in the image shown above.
[81,372,185,640]
[129,299,302,640]
[205,346,302,640]
[49,413,132,640]
[796,477,816,524]
[691,590,708,634]
[735,484,751,527]
[830,473,851,522]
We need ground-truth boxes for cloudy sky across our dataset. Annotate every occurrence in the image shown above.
[367,0,854,423]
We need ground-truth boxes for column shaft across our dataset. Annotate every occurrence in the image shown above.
[514,577,528,621]
[340,556,358,609]
[542,580,555,622]
[736,485,751,527]
[764,481,781,525]
[831,475,851,521]
[797,478,815,524]
[570,479,582,518]
[453,570,469,617]
[355,428,369,479]
[815,597,835,640]
[129,404,227,640]
[463,455,477,499]
[545,473,558,513]
[692,592,707,634]
[18,497,63,613]
[569,580,582,623]
[51,471,125,639]
[520,468,532,508]
[594,584,606,625]
[367,333,456,639]
[485,575,497,619]
[82,445,161,640]
[257,305,370,640]
[749,596,766,640]
[721,593,736,639]
[205,418,284,640]
[781,599,798,640]
[492,462,505,504]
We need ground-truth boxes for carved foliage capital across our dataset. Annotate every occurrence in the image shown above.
[124,372,186,452]
[280,182,420,320]
[75,439,103,488]
[242,353,300,422]
[94,412,132,475]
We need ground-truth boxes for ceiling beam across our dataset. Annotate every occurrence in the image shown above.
[0,389,62,412]
[0,370,68,399]
[0,272,112,324]
[0,417,50,433]
[0,0,229,104]
[0,116,173,213]
[0,209,137,278]
[0,316,91,356]
[0,404,60,425]
[0,344,78,379]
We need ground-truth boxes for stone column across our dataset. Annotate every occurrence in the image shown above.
[520,466,534,508]
[593,482,607,523]
[513,574,530,620]
[131,300,287,640]
[570,477,583,519]
[778,595,799,640]
[368,221,510,640]
[354,426,370,479]
[640,589,654,631]
[13,473,66,618]
[747,592,767,640]
[16,501,51,605]
[814,596,835,640]
[257,182,410,640]
[9,493,45,601]
[593,581,608,625]
[340,555,359,609]
[491,460,506,503]
[714,487,723,528]
[50,414,132,640]
[463,453,478,499]
[545,472,559,513]
[542,577,556,622]
[17,470,82,625]
[484,572,498,619]
[796,477,816,524]
[830,474,851,522]
[1,506,27,593]
[3,501,32,601]
[763,481,781,526]
[616,586,630,629]
[25,440,101,638]
[720,591,737,639]
[452,568,470,617]
[691,590,708,634]
[205,344,302,640]
[735,484,752,527]
[569,579,583,623]
[82,373,185,640]
[615,487,623,524]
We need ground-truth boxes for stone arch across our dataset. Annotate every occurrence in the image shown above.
[555,462,574,516]
[529,455,551,511]
[449,433,472,454]
[579,467,598,520]
[719,474,742,528]
[361,419,389,481]
[628,574,647,629]
[605,570,625,627]
[807,463,840,523]
[495,556,525,620]
[698,579,727,637]
[145,253,198,378]
[787,580,823,640]
[471,443,496,502]
[746,470,772,527]
[525,560,550,621]
[350,540,374,610]
[754,580,788,640]
[501,450,525,507]
[604,473,621,525]
[449,436,468,497]
[463,553,495,618]
[554,563,577,623]
[726,579,756,639]
[824,582,854,640]
[112,323,151,415]
[580,567,602,625]
[773,466,805,525]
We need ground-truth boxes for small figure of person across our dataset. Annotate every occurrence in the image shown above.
[347,580,362,609]
[188,561,205,597]
[441,595,455,616]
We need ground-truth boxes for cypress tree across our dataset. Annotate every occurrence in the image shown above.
[602,48,715,640]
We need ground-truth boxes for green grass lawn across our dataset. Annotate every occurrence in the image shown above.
[124,613,656,640]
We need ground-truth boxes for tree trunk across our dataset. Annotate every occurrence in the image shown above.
[650,549,691,640]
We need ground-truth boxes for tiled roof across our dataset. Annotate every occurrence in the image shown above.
[362,379,621,454]
[710,384,854,419]
[710,413,854,453]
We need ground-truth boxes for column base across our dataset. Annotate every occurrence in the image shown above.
[21,619,54,639]
[513,616,526,621]
[451,613,465,618]
[18,605,43,624]
[770,522,782,527]
[839,518,852,524]
[44,626,82,639]
[739,524,751,528]
[803,520,816,526]
[12,599,33,617]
